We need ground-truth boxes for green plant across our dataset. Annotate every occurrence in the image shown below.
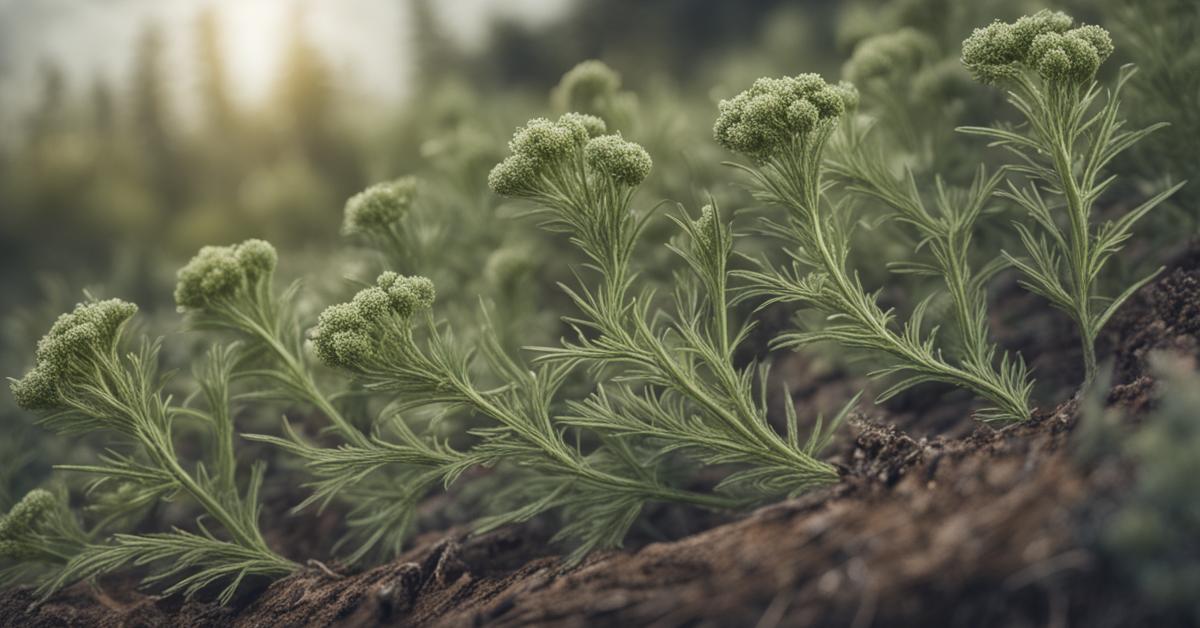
[7,299,296,602]
[174,239,442,562]
[496,114,854,492]
[724,74,1032,422]
[0,489,87,585]
[958,10,1186,383]
[341,176,424,272]
[294,112,855,562]
[8,9,1188,606]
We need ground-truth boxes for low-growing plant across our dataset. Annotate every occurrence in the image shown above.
[958,10,1185,383]
[7,299,297,602]
[289,112,855,562]
[173,238,445,562]
[723,74,1033,422]
[3,8,1184,607]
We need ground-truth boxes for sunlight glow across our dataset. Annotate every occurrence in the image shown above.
[219,2,289,103]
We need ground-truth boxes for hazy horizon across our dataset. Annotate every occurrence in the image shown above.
[0,0,573,132]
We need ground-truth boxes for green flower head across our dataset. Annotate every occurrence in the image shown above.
[312,273,436,369]
[12,299,138,411]
[235,238,278,280]
[713,74,847,161]
[691,204,717,250]
[558,112,608,143]
[10,368,56,411]
[377,272,436,317]
[487,154,538,197]
[311,303,371,368]
[1027,30,1103,83]
[342,177,419,236]
[0,489,56,540]
[584,134,653,187]
[509,117,579,167]
[175,239,279,310]
[489,114,610,198]
[351,287,393,323]
[962,11,1111,85]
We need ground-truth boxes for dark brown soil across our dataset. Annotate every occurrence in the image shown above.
[4,252,1200,627]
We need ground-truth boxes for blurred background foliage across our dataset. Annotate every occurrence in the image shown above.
[3,0,1194,308]
[0,0,1197,580]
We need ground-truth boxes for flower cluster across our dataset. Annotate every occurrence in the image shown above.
[342,177,418,236]
[584,134,653,187]
[11,299,138,411]
[713,74,857,161]
[311,272,435,369]
[174,239,277,311]
[488,113,651,198]
[961,10,1113,84]
[0,490,59,560]
[691,204,717,250]
[843,28,938,85]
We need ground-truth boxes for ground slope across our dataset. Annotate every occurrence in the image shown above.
[3,250,1197,628]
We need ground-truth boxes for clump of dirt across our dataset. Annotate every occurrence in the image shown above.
[3,253,1200,626]
[1112,264,1200,385]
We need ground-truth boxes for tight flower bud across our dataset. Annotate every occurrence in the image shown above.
[10,368,56,411]
[962,11,1110,86]
[352,287,393,323]
[1028,31,1101,82]
[342,177,418,236]
[509,118,576,167]
[692,205,717,250]
[0,490,56,539]
[584,135,652,187]
[488,155,538,197]
[236,239,278,280]
[12,299,138,411]
[312,303,370,368]
[558,112,608,144]
[714,73,847,161]
[175,240,279,310]
[405,276,436,311]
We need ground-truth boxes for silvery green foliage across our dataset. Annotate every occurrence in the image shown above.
[301,111,854,562]
[7,303,295,603]
[490,113,852,495]
[958,10,1185,383]
[725,73,1032,423]
[175,239,441,563]
[174,238,363,445]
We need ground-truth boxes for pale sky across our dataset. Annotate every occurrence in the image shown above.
[0,0,573,124]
